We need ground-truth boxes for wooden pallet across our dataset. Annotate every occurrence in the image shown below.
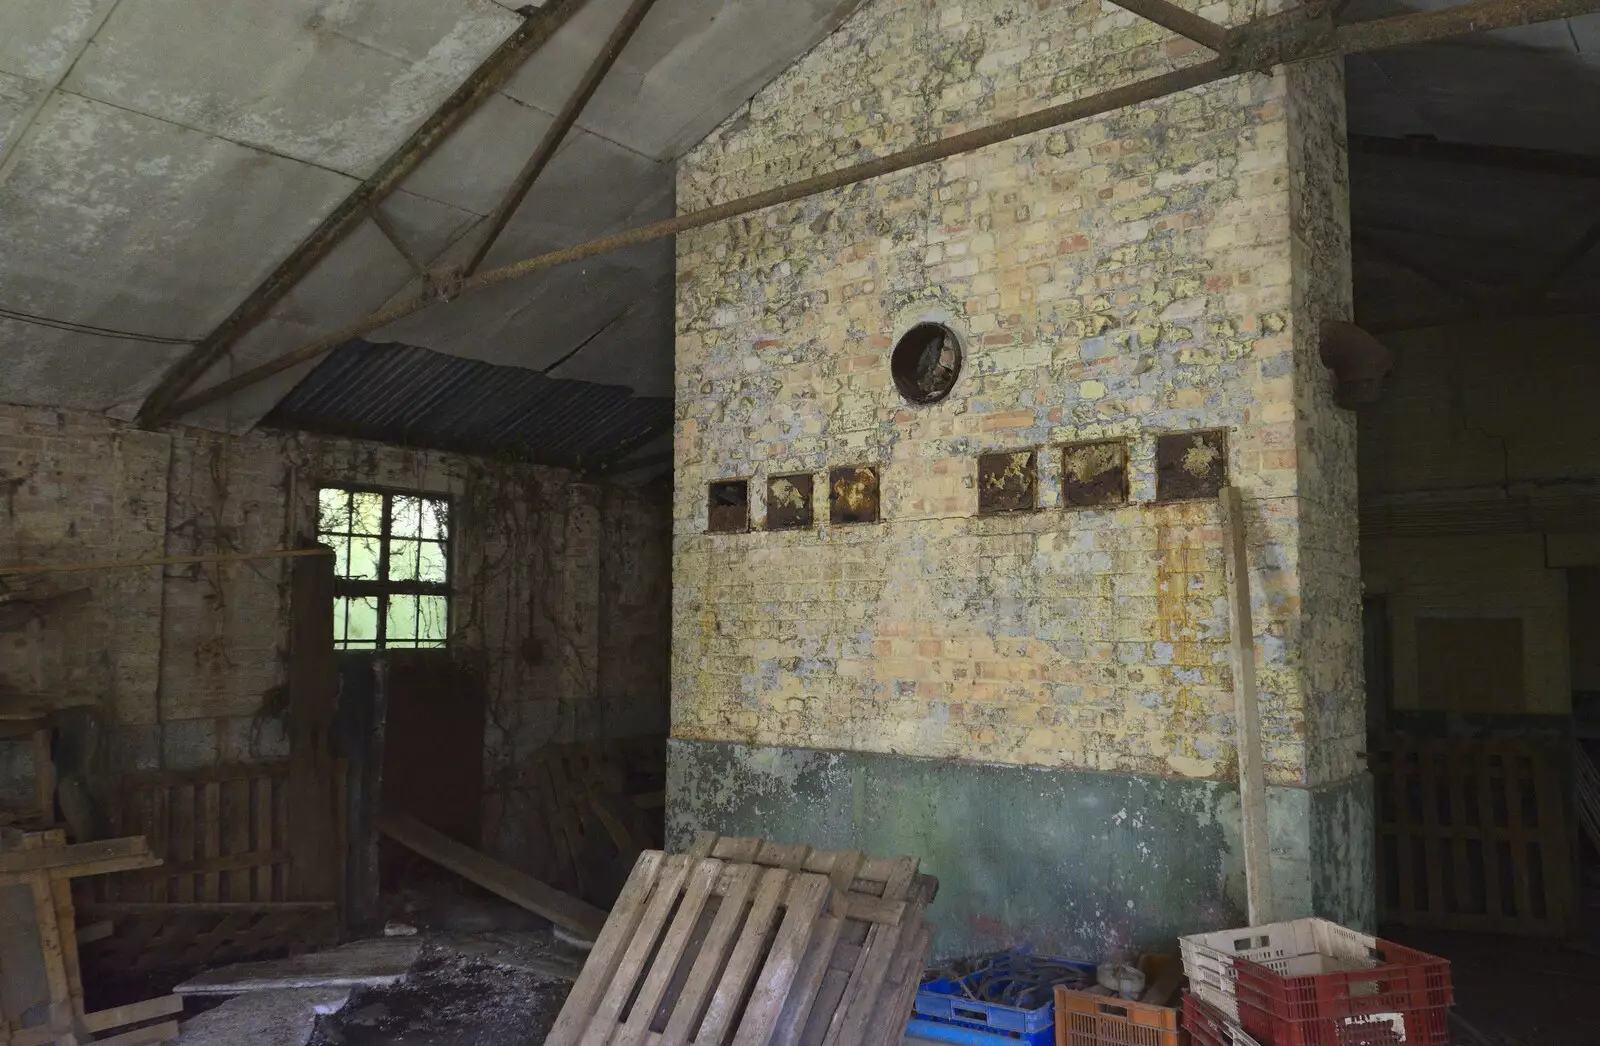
[0,829,176,1046]
[686,834,936,1046]
[549,839,935,1046]
[97,761,345,905]
[1373,735,1575,936]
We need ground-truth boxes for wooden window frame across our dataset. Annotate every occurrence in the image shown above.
[316,483,453,651]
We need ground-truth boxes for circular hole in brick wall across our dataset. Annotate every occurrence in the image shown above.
[890,322,963,404]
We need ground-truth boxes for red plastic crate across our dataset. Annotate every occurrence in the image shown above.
[1183,993,1262,1046]
[1232,938,1451,1046]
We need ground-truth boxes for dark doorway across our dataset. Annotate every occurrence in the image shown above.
[381,652,486,848]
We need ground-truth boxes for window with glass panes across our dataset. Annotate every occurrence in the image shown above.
[316,487,451,650]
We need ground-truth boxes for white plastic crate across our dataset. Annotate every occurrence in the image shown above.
[1178,918,1381,1019]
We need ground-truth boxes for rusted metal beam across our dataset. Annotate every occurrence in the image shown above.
[1107,0,1232,52]
[1335,0,1596,51]
[135,0,593,425]
[463,0,663,276]
[167,0,1600,417]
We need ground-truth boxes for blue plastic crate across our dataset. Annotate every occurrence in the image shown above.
[908,954,1097,1045]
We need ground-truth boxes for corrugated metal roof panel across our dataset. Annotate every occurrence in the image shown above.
[262,340,672,470]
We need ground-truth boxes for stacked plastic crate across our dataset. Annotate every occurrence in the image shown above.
[1178,918,1453,1046]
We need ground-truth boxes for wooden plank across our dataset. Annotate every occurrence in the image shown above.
[1501,749,1535,920]
[49,874,85,1019]
[612,858,721,1046]
[79,901,336,917]
[287,547,340,903]
[0,838,156,877]
[756,843,811,870]
[822,852,863,895]
[1221,486,1274,925]
[1531,750,1575,925]
[175,785,197,903]
[201,782,222,902]
[1393,747,1416,918]
[254,776,274,902]
[26,839,78,1046]
[9,997,183,1046]
[660,863,762,1046]
[1417,742,1445,915]
[1474,743,1505,927]
[1445,744,1475,919]
[380,812,605,938]
[733,873,832,1046]
[547,852,667,1046]
[227,777,252,902]
[861,922,932,1046]
[687,831,718,859]
[694,867,790,1046]
[769,911,844,1046]
[821,857,916,1046]
[579,855,694,1046]
[146,785,167,904]
[109,851,291,883]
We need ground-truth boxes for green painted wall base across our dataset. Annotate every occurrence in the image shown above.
[668,738,1374,959]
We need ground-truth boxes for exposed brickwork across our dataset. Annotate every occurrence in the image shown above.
[673,0,1358,787]
[0,403,670,849]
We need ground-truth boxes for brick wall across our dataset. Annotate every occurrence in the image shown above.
[0,403,671,849]
[673,0,1358,787]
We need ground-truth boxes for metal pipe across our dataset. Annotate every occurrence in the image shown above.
[167,0,1600,417]
[463,0,663,277]
[136,0,595,425]
[1107,0,1233,52]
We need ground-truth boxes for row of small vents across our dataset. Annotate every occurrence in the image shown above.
[707,429,1229,533]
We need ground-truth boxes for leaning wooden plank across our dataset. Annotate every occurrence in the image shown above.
[732,873,833,1046]
[861,922,933,1046]
[695,867,791,1046]
[769,910,845,1046]
[379,811,605,938]
[547,851,667,1046]
[613,858,721,1046]
[822,857,918,1046]
[0,837,158,877]
[0,854,164,888]
[659,863,763,1046]
[579,855,695,1046]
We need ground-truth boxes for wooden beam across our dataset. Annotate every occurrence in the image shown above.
[379,810,607,938]
[286,545,341,904]
[163,0,1600,415]
[1220,486,1275,925]
[0,837,158,879]
[135,0,595,425]
[463,0,664,276]
[0,546,330,578]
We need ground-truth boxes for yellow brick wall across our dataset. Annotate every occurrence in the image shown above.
[673,0,1359,785]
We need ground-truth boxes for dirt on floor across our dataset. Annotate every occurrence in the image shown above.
[307,949,571,1046]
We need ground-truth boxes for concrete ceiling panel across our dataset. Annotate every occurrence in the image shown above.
[0,71,47,155]
[1341,0,1583,52]
[1363,45,1600,154]
[0,0,116,82]
[502,0,868,160]
[0,318,192,414]
[0,91,353,408]
[1572,14,1600,54]
[474,127,673,270]
[401,91,556,217]
[63,0,520,176]
[1342,55,1435,139]
[544,281,675,396]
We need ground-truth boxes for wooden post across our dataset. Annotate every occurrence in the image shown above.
[1221,486,1275,925]
[287,542,341,903]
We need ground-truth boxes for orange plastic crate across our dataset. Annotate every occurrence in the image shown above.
[1055,985,1183,1046]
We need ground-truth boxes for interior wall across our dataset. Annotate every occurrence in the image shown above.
[0,402,671,865]
[1360,315,1600,718]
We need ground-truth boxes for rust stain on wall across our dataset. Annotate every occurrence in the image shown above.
[978,451,1037,514]
[1156,430,1228,502]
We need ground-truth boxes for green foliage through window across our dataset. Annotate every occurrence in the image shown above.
[317,487,451,650]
